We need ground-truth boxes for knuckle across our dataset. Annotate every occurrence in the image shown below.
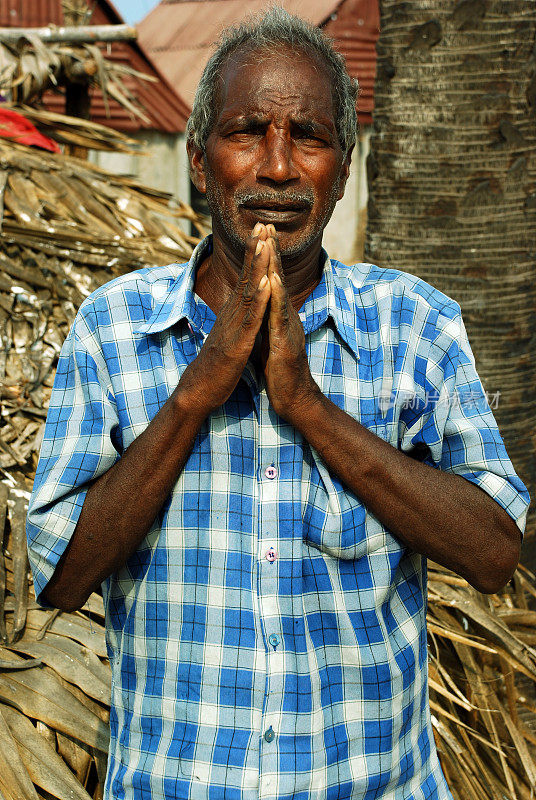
[240,308,256,331]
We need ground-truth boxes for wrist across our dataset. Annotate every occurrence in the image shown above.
[284,382,327,432]
[171,380,213,427]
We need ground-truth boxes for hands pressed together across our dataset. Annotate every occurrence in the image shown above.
[179,222,321,423]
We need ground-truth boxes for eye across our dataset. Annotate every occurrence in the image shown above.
[228,124,265,140]
[293,126,328,146]
[298,133,321,142]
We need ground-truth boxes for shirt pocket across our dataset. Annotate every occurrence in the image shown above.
[301,443,400,561]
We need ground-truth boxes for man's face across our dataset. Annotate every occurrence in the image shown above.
[189,47,352,261]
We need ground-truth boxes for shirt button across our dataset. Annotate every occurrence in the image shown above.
[265,547,278,562]
[264,726,275,743]
[268,633,280,649]
[264,465,277,480]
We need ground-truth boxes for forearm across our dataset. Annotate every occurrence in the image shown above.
[44,386,206,611]
[291,392,521,593]
[44,230,274,612]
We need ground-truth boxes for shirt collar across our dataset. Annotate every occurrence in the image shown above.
[299,250,360,360]
[133,236,212,336]
[134,236,359,360]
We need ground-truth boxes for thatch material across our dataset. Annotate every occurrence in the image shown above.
[12,105,141,152]
[427,564,536,798]
[0,31,154,123]
[0,120,207,800]
[0,134,207,478]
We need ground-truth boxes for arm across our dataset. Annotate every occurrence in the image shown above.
[288,395,521,594]
[41,231,272,612]
[262,234,523,594]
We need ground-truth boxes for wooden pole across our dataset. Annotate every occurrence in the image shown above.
[0,24,137,45]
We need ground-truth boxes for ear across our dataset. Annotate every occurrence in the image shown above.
[337,144,354,201]
[187,138,207,194]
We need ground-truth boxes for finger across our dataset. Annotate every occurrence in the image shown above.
[241,223,268,273]
[256,222,269,240]
[239,226,269,296]
[266,236,288,322]
[266,223,277,241]
[268,270,289,337]
[242,272,271,339]
[249,238,270,290]
[266,228,283,281]
[239,230,261,285]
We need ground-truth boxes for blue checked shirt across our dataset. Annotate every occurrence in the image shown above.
[27,236,529,800]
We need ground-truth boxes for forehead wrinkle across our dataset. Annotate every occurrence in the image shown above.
[219,83,316,112]
[212,44,336,130]
[215,90,336,135]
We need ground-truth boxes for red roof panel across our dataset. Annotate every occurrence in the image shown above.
[324,0,379,121]
[138,0,379,125]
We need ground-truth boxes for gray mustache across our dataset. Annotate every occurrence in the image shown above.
[235,190,314,208]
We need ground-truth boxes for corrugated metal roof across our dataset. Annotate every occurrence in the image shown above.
[0,0,190,133]
[323,0,379,122]
[138,0,379,125]
[0,0,62,27]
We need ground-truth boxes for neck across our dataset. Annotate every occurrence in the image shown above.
[194,234,324,314]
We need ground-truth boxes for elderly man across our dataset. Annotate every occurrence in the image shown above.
[27,8,528,800]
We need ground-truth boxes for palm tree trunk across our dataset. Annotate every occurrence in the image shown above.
[365,0,536,564]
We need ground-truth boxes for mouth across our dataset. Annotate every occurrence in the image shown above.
[240,201,310,223]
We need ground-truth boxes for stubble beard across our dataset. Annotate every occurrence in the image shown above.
[204,168,341,263]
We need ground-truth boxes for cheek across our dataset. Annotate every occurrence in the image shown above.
[210,145,256,182]
[300,158,341,192]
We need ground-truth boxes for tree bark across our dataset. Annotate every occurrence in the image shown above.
[365,0,536,565]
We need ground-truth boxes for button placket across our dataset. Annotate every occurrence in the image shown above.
[257,390,284,787]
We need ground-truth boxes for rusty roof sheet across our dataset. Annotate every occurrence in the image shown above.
[323,0,379,122]
[0,0,190,132]
[138,0,379,125]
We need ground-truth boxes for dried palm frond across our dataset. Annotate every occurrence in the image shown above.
[427,563,536,798]
[0,33,154,122]
[10,105,140,152]
[0,136,208,480]
[0,125,208,800]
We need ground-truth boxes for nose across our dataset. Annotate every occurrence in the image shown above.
[256,128,300,184]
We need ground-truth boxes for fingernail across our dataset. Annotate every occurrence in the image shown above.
[259,275,268,289]
[255,239,264,255]
[253,222,263,236]
[275,273,282,284]
[267,224,276,236]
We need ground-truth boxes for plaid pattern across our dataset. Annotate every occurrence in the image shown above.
[27,236,529,800]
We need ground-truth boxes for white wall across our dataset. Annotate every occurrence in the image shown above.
[322,128,370,264]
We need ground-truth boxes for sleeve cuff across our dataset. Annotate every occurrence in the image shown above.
[457,469,529,535]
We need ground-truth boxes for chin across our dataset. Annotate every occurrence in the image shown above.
[276,229,325,260]
[213,208,324,262]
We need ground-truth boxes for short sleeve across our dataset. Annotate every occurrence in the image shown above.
[400,310,530,535]
[26,320,120,606]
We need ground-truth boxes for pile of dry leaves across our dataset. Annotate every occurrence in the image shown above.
[0,122,206,800]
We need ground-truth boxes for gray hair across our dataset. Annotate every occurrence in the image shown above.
[186,7,358,155]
